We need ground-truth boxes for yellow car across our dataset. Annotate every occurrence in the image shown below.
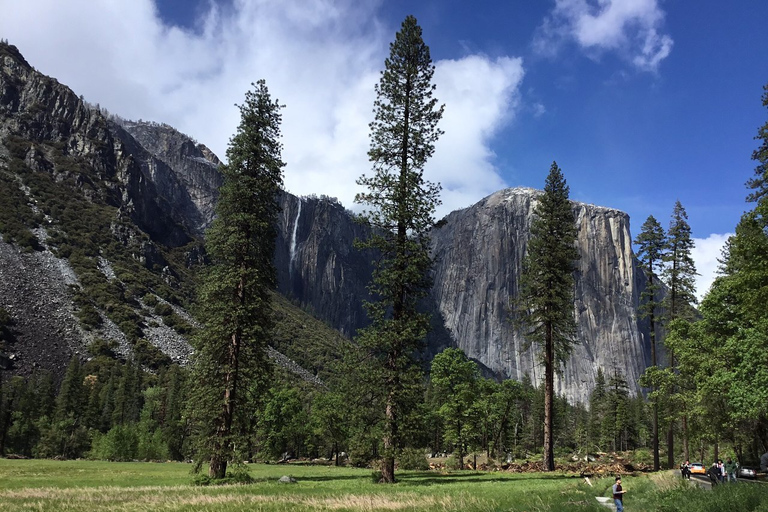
[689,462,706,475]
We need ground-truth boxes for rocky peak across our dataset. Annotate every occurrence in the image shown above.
[429,187,649,403]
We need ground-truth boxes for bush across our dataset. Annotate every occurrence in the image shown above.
[133,338,171,369]
[76,304,102,330]
[192,469,255,486]
[137,426,168,461]
[347,435,378,468]
[154,303,173,317]
[89,424,139,461]
[87,338,117,358]
[446,454,465,470]
[398,448,429,470]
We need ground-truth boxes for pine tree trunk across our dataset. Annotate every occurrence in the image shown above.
[682,415,689,462]
[543,323,555,471]
[381,394,396,483]
[667,423,675,469]
[650,305,660,471]
[652,404,660,470]
[209,281,242,479]
[666,350,676,469]
[209,454,227,479]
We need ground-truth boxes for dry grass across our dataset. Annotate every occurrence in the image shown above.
[0,485,488,512]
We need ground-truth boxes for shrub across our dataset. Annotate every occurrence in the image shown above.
[133,339,171,369]
[154,302,173,317]
[76,304,102,330]
[89,424,139,461]
[87,338,117,358]
[192,469,255,486]
[398,448,429,470]
[446,454,465,470]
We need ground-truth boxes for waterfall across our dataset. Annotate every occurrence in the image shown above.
[289,197,302,274]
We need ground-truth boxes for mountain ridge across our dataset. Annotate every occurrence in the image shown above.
[0,41,653,403]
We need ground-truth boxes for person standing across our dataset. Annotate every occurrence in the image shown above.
[613,476,626,512]
[725,458,738,483]
[681,460,691,480]
[707,462,720,486]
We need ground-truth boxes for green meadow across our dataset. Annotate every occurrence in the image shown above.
[0,459,766,511]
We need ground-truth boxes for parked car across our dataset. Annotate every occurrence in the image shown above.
[738,466,759,479]
[689,462,706,475]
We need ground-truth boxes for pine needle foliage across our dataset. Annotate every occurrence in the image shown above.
[747,83,768,215]
[354,15,443,484]
[663,200,698,321]
[188,80,284,479]
[516,161,579,471]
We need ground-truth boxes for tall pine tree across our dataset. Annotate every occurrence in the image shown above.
[516,162,579,471]
[189,80,284,479]
[634,214,665,470]
[663,200,697,466]
[354,14,443,483]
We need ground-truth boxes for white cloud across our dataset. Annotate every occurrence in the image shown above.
[534,0,673,72]
[692,233,732,302]
[0,0,525,215]
[430,55,525,219]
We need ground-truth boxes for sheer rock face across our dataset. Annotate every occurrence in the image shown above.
[275,187,652,403]
[429,188,650,403]
[275,194,373,338]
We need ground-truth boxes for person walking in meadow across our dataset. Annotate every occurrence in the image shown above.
[612,476,626,512]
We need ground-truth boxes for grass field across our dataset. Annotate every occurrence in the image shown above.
[1,459,766,511]
[0,459,621,511]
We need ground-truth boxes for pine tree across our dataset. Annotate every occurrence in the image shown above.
[634,215,666,470]
[354,15,443,483]
[429,348,478,469]
[516,162,579,471]
[664,201,698,321]
[55,357,85,422]
[747,82,768,221]
[588,368,607,451]
[663,200,697,465]
[189,80,284,479]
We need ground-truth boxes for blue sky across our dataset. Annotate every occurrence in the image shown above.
[1,0,767,297]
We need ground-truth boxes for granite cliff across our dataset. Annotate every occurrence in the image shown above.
[280,188,652,403]
[429,188,650,403]
[0,42,652,403]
